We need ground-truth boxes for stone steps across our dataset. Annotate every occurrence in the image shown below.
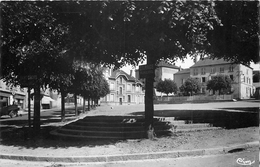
[50,116,221,140]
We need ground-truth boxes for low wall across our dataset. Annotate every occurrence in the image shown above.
[156,95,233,104]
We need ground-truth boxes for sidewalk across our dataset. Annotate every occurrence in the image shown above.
[0,141,258,163]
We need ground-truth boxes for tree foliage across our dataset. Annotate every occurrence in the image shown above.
[1,2,68,87]
[206,74,232,95]
[156,79,177,96]
[207,1,259,64]
[179,77,201,96]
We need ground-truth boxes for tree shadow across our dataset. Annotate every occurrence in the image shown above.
[0,115,172,149]
[130,107,259,129]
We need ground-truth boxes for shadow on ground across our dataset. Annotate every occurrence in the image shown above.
[0,107,258,150]
[130,107,259,129]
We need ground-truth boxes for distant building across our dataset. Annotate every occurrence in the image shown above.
[135,61,181,96]
[174,57,254,99]
[0,79,27,109]
[101,69,145,105]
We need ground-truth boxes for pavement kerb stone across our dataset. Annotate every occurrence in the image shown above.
[0,141,258,163]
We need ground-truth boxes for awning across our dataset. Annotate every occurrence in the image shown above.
[0,91,11,98]
[41,96,55,104]
[15,94,25,100]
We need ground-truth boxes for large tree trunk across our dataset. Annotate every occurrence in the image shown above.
[144,55,155,132]
[74,94,78,116]
[33,85,41,133]
[61,91,66,122]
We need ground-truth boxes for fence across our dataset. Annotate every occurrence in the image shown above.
[156,94,233,104]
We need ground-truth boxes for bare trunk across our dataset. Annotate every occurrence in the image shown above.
[74,94,78,116]
[83,96,86,113]
[144,55,155,133]
[33,85,41,133]
[28,88,31,128]
[87,97,90,111]
[61,91,66,122]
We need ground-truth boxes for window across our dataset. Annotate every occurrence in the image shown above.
[119,87,123,95]
[246,69,249,75]
[127,84,131,92]
[182,79,185,84]
[132,85,135,92]
[128,95,131,102]
[136,86,140,92]
[201,68,206,75]
[110,94,114,101]
[210,67,216,74]
[220,67,224,73]
[193,69,198,75]
[110,82,115,90]
[202,77,206,83]
[249,78,251,84]
[229,66,234,72]
[120,77,123,84]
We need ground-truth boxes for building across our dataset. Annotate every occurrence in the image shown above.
[174,57,254,99]
[101,69,145,105]
[135,61,181,84]
[135,61,181,96]
[0,79,27,109]
[174,68,190,89]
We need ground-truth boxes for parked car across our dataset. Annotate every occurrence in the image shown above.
[0,101,19,118]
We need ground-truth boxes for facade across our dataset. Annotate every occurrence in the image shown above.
[0,79,27,109]
[174,68,190,89]
[154,61,181,83]
[174,57,254,99]
[135,61,181,84]
[101,69,145,105]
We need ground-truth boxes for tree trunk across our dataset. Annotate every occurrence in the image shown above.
[144,55,155,132]
[61,91,66,122]
[33,85,41,134]
[74,94,78,116]
[87,97,90,111]
[91,99,93,108]
[83,96,86,113]
[28,88,31,128]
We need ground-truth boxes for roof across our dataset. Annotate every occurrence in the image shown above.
[109,70,139,82]
[174,68,190,75]
[157,61,181,69]
[190,57,233,68]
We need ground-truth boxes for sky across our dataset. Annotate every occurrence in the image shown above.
[121,56,260,77]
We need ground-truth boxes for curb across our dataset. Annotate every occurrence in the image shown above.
[0,141,258,163]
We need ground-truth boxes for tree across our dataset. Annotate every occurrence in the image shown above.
[206,75,232,95]
[156,79,178,97]
[49,1,258,134]
[1,2,68,132]
[206,1,259,64]
[2,1,258,137]
[180,78,201,96]
[253,71,260,83]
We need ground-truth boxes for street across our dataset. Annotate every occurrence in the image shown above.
[0,148,258,167]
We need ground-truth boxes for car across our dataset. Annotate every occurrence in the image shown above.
[0,101,19,118]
